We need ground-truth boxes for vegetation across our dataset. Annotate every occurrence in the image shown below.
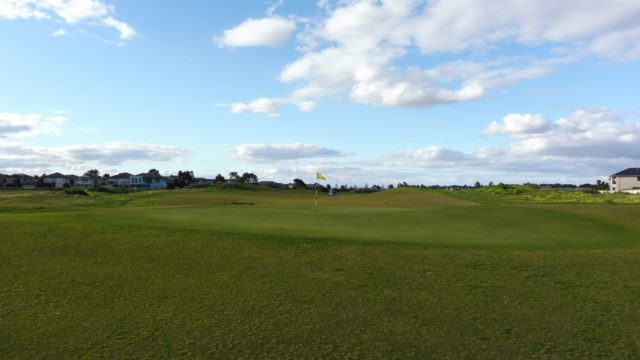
[454,184,640,204]
[1,186,639,359]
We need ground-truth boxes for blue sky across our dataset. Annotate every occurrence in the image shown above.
[2,0,640,186]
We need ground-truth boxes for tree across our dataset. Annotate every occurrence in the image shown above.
[474,181,481,188]
[388,184,394,189]
[228,171,240,182]
[148,169,160,176]
[240,172,258,184]
[84,169,100,177]
[595,180,609,191]
[293,178,306,189]
[214,174,225,183]
[176,170,194,188]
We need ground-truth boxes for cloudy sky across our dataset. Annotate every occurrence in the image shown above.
[2,0,640,185]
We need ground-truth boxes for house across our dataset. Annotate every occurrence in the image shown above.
[194,177,213,185]
[133,173,168,190]
[609,168,640,192]
[75,176,101,188]
[44,173,69,189]
[108,172,134,187]
[3,174,36,188]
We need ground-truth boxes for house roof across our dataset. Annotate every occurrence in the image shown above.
[611,168,640,176]
[137,173,165,178]
[10,173,34,179]
[46,172,67,178]
[112,172,133,178]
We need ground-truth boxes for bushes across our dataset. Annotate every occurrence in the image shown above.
[63,188,89,196]
[91,186,137,194]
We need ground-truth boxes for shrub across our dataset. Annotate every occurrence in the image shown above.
[92,186,136,194]
[64,189,89,196]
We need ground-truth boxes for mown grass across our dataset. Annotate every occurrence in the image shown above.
[1,187,640,359]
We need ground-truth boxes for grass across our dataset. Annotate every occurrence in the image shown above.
[1,186,640,359]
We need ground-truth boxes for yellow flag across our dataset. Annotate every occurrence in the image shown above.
[316,172,327,180]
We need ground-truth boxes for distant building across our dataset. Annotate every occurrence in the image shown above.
[75,176,101,188]
[106,172,168,190]
[134,173,168,190]
[4,174,36,189]
[108,172,134,187]
[44,173,69,189]
[609,168,640,192]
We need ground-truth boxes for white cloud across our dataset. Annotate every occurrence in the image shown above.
[102,16,136,40]
[50,28,68,36]
[231,143,351,162]
[384,107,640,175]
[0,112,67,138]
[0,0,135,41]
[483,114,551,135]
[227,97,282,116]
[215,16,296,47]
[223,0,640,115]
[43,0,111,23]
[61,142,189,165]
[408,0,640,59]
[0,141,190,173]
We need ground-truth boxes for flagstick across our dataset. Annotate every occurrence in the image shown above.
[314,182,318,212]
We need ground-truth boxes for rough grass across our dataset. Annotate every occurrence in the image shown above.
[457,184,640,204]
[1,187,640,359]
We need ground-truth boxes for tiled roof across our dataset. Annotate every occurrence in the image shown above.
[611,168,640,176]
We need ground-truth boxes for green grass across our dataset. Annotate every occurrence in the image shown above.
[1,187,640,359]
[453,184,640,204]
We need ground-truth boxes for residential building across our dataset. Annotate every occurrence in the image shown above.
[108,172,134,187]
[75,176,101,188]
[44,173,69,189]
[134,173,168,190]
[609,168,640,192]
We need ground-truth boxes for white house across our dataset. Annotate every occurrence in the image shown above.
[75,176,100,188]
[108,172,134,187]
[106,172,168,189]
[43,172,68,189]
[134,173,168,190]
[609,168,640,192]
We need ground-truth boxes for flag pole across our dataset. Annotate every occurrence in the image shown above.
[314,182,318,212]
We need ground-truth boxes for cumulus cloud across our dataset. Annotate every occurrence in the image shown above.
[223,0,640,115]
[0,141,190,173]
[0,0,136,41]
[50,28,68,36]
[384,107,640,175]
[215,16,296,47]
[220,97,316,116]
[102,16,136,40]
[231,143,351,162]
[0,112,67,138]
[227,97,282,116]
[483,114,551,135]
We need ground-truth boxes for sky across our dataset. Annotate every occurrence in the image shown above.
[2,0,640,186]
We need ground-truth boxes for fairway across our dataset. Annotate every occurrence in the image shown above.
[1,187,640,359]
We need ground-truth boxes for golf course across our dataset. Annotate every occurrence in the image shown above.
[1,185,639,359]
